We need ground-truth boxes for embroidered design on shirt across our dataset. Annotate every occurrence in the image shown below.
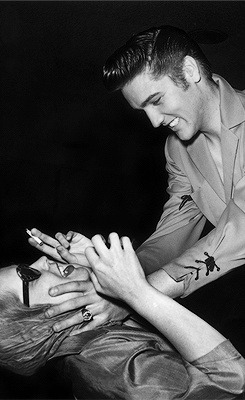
[184,266,201,280]
[195,252,220,276]
[179,195,192,210]
[184,252,220,280]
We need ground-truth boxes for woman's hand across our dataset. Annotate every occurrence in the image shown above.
[86,232,146,303]
[28,228,92,266]
[45,279,130,334]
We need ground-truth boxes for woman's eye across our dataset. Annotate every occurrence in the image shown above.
[62,265,75,277]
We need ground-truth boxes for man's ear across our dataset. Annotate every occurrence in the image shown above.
[183,56,201,83]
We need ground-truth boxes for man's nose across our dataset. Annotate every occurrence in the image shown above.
[145,108,163,128]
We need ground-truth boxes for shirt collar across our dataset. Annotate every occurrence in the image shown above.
[212,74,245,130]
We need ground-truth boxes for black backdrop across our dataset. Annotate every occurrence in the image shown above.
[1,1,170,266]
[2,0,245,265]
[1,1,245,398]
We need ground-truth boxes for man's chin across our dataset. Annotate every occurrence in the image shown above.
[175,129,198,142]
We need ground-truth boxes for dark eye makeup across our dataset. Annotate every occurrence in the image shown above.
[62,265,75,277]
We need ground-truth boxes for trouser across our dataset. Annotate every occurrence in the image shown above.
[178,264,245,357]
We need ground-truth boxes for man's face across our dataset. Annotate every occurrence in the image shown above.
[122,68,204,141]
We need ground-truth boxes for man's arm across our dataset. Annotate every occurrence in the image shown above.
[136,134,207,275]
[146,268,184,298]
[148,197,245,298]
[137,135,245,298]
[136,213,206,275]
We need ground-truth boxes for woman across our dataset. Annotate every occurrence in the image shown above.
[0,256,96,376]
[0,245,244,399]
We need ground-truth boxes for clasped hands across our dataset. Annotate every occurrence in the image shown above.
[28,229,144,334]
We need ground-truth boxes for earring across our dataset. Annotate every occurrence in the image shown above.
[196,76,201,83]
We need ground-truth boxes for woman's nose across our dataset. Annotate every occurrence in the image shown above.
[34,256,49,271]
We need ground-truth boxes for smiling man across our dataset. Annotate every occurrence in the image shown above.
[28,25,245,357]
[102,24,245,355]
[102,25,245,286]
[121,60,220,142]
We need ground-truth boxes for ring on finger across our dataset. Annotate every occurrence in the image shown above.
[81,307,93,322]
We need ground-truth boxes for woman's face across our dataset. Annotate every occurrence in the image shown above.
[0,256,91,306]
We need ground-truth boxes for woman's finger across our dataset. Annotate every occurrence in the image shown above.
[56,246,77,263]
[69,314,107,336]
[85,246,100,266]
[28,237,63,261]
[66,231,75,241]
[46,295,89,320]
[30,228,59,247]
[52,309,93,332]
[91,234,110,257]
[48,279,92,298]
[121,236,133,251]
[55,232,70,248]
[90,271,104,293]
[107,232,121,249]
[50,293,99,332]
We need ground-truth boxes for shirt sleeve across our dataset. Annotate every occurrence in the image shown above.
[163,196,245,297]
[189,339,245,397]
[136,136,206,275]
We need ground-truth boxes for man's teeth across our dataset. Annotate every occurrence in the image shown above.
[169,117,179,128]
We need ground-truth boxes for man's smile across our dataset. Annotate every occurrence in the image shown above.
[169,117,180,128]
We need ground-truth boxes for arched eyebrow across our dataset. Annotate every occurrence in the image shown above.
[140,92,161,108]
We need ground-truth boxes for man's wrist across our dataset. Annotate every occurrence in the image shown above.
[146,267,184,298]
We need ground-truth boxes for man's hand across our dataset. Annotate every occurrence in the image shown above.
[45,279,130,335]
[28,228,92,265]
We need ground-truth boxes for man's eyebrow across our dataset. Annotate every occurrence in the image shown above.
[140,92,161,108]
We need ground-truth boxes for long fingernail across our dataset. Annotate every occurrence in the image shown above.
[49,287,58,296]
[100,235,106,243]
[69,330,80,337]
[45,309,53,318]
[52,324,60,332]
[56,246,63,252]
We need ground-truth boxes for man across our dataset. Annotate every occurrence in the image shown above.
[30,25,245,355]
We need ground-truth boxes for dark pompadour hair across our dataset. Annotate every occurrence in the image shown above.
[103,25,212,91]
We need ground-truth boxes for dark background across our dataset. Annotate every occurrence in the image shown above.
[2,0,245,266]
[1,1,245,398]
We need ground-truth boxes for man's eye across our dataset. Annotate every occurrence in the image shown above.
[153,97,162,106]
